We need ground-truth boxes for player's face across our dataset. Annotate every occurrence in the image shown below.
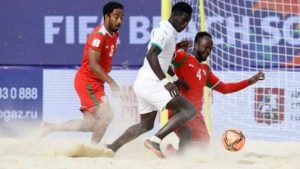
[195,36,213,62]
[107,8,124,32]
[172,13,191,32]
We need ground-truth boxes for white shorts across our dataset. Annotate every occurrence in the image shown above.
[134,78,173,114]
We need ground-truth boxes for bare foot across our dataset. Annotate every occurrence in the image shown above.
[106,144,117,153]
[38,122,52,139]
[144,139,166,158]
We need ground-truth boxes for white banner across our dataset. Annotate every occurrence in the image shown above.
[43,69,160,138]
[210,71,300,141]
[43,70,300,141]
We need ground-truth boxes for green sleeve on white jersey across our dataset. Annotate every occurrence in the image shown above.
[150,42,162,50]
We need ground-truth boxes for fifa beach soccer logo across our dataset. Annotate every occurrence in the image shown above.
[252,0,300,67]
[255,88,285,125]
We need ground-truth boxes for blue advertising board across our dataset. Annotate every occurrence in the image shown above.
[1,0,299,69]
[0,0,160,66]
[0,69,43,135]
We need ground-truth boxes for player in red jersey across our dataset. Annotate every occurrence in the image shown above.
[39,1,124,145]
[166,32,265,154]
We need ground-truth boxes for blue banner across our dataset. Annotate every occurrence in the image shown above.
[2,0,299,69]
[0,0,160,66]
[0,69,43,135]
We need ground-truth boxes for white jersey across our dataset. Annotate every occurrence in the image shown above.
[134,20,179,114]
[138,20,178,80]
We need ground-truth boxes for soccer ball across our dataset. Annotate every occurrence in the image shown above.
[222,129,245,152]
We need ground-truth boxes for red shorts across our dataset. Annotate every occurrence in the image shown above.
[168,110,210,143]
[74,73,106,114]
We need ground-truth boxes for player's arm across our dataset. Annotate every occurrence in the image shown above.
[146,46,167,80]
[87,33,120,91]
[88,49,119,91]
[167,65,175,76]
[88,48,113,83]
[208,71,264,94]
[176,39,191,51]
[146,46,179,97]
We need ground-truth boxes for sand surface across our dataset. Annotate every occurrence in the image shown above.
[0,135,299,169]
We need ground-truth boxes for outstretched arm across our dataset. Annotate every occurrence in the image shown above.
[214,80,249,94]
[213,71,265,94]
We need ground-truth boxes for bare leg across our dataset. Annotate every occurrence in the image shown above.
[39,102,113,144]
[155,95,196,139]
[39,112,97,139]
[91,102,113,144]
[177,126,192,153]
[107,111,157,152]
[144,96,196,158]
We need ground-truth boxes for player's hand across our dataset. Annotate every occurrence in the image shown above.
[109,80,121,92]
[164,82,180,97]
[177,39,192,51]
[174,79,189,90]
[248,71,265,85]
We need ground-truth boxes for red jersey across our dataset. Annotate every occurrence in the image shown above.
[77,25,119,83]
[172,49,220,111]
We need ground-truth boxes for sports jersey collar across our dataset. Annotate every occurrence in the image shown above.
[100,25,115,37]
[165,21,178,36]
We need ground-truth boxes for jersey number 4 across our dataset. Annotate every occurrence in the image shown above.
[196,68,201,80]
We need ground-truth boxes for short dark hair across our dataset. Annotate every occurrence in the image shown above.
[194,31,212,43]
[103,1,123,16]
[171,2,192,16]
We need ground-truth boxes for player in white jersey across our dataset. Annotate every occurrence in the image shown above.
[107,2,195,158]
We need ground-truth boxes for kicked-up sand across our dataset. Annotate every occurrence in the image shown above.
[0,135,299,169]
